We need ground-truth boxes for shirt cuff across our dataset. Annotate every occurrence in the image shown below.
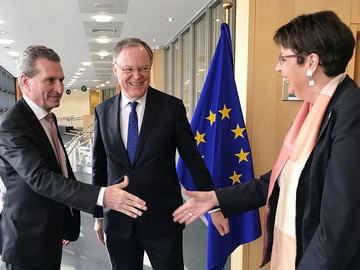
[97,187,106,206]
[208,208,221,214]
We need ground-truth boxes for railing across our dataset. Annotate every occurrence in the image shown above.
[66,126,94,173]
[58,115,82,127]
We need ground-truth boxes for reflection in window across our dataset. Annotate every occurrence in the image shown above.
[194,17,206,102]
[173,40,179,98]
[182,31,190,116]
[211,1,227,57]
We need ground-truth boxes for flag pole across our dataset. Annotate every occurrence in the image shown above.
[223,1,234,25]
[222,3,235,270]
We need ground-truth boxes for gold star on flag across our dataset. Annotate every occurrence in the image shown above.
[195,131,206,146]
[206,110,216,126]
[231,124,245,139]
[229,170,242,185]
[235,148,250,163]
[218,105,231,120]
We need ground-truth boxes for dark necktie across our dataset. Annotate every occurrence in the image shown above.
[127,101,138,164]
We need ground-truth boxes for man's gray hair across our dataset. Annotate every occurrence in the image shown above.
[17,45,60,88]
[113,38,153,64]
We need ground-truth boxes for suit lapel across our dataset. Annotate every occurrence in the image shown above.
[316,76,353,144]
[133,88,161,165]
[109,94,130,165]
[17,97,60,171]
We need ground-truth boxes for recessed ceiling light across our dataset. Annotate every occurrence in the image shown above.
[75,72,82,76]
[73,76,79,79]
[0,39,14,45]
[71,79,76,82]
[167,17,174,22]
[152,38,156,42]
[92,15,113,22]
[78,68,86,71]
[0,31,7,34]
[95,36,112,44]
[98,51,110,57]
[81,62,92,66]
[8,52,19,57]
[93,3,114,9]
[105,81,110,84]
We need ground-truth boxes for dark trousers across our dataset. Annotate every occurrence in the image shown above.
[106,228,184,270]
[5,261,60,270]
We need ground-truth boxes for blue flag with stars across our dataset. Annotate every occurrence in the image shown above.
[177,22,262,270]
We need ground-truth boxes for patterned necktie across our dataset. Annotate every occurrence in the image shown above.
[45,113,66,175]
[127,101,138,164]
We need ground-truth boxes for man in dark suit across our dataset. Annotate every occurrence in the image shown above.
[0,45,147,270]
[92,38,229,270]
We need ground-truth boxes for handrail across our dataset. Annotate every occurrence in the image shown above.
[65,125,94,172]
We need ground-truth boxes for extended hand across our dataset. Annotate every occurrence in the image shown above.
[94,219,105,245]
[210,211,230,236]
[172,189,219,224]
[103,175,147,218]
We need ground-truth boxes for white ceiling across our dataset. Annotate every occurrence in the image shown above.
[0,0,211,91]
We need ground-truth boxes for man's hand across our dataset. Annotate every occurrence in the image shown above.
[210,211,230,236]
[94,219,105,245]
[103,175,147,218]
[173,189,219,224]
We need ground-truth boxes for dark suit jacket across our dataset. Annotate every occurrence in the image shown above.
[215,76,360,269]
[0,96,101,267]
[92,87,215,238]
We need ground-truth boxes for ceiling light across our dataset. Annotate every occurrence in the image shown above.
[152,38,156,42]
[0,39,14,45]
[92,15,113,22]
[71,79,76,82]
[167,17,174,22]
[78,68,86,71]
[0,31,7,34]
[98,51,110,57]
[73,76,79,79]
[105,81,110,84]
[75,72,82,76]
[8,52,20,57]
[95,36,112,43]
[100,83,106,87]
[93,3,114,9]
[81,62,91,66]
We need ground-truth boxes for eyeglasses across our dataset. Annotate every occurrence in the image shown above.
[278,54,302,65]
[114,62,151,73]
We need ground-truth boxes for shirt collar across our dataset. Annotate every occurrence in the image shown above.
[120,91,147,109]
[22,94,49,121]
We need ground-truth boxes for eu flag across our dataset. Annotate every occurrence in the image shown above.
[177,22,262,270]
